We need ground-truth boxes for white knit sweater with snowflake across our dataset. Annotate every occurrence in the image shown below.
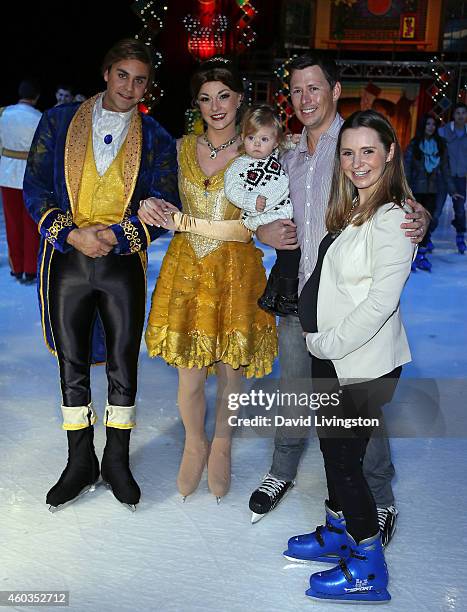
[224,153,293,231]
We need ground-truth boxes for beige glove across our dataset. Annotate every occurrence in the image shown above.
[172,212,252,243]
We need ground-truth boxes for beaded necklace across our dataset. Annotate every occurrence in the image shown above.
[203,133,238,159]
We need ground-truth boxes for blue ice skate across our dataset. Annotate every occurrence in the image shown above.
[456,233,466,255]
[414,248,432,272]
[283,502,350,563]
[306,532,391,604]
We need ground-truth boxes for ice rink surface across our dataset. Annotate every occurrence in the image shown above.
[1,201,466,612]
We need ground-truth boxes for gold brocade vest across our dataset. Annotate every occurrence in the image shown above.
[74,130,126,227]
[179,134,241,259]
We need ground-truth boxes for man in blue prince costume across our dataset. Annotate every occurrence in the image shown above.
[24,39,179,511]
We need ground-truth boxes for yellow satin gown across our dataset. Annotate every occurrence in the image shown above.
[145,134,278,377]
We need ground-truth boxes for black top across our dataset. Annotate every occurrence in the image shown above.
[298,233,336,333]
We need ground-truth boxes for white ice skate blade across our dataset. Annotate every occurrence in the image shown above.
[251,512,265,524]
[47,482,97,513]
[282,554,313,564]
[103,482,138,512]
[283,553,341,564]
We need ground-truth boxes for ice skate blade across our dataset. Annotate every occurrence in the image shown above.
[47,482,97,513]
[216,496,222,505]
[283,552,341,564]
[305,587,391,604]
[103,482,138,512]
[251,512,265,524]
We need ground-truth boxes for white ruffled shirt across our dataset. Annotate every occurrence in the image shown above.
[92,94,134,176]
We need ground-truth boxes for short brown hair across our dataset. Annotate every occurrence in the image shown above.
[101,38,153,84]
[287,53,340,89]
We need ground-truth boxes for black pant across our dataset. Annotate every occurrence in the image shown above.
[312,357,401,543]
[276,247,301,279]
[414,192,436,248]
[49,250,146,407]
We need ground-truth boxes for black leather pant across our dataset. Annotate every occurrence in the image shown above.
[49,249,146,407]
[312,357,401,543]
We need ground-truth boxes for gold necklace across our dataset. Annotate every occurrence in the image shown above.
[203,133,238,159]
[337,198,359,235]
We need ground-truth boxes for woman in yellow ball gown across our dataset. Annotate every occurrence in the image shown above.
[138,58,277,501]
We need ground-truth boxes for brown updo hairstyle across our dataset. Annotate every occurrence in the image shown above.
[190,57,245,116]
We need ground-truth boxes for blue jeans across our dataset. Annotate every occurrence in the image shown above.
[270,315,396,507]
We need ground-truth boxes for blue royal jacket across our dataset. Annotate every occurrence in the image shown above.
[24,94,180,363]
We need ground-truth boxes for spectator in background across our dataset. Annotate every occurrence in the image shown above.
[0,78,42,284]
[431,103,467,254]
[54,84,73,106]
[404,114,458,271]
[73,92,87,103]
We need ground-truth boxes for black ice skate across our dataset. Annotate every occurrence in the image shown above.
[377,505,398,547]
[101,427,140,511]
[257,263,280,315]
[275,277,298,317]
[46,426,100,513]
[249,473,295,523]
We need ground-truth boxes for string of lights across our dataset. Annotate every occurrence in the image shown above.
[235,0,257,52]
[131,0,168,111]
[183,13,229,60]
[274,56,296,131]
[426,56,453,120]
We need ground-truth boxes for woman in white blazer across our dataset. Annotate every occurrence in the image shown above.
[285,110,416,604]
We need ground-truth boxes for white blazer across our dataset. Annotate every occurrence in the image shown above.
[306,202,416,385]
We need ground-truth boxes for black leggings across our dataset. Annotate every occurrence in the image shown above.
[414,192,436,248]
[276,247,301,279]
[49,249,146,407]
[312,357,401,543]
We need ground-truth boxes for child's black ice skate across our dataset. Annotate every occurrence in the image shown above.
[258,263,280,315]
[275,277,298,317]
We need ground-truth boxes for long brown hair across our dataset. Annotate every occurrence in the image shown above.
[412,113,445,159]
[326,110,413,234]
